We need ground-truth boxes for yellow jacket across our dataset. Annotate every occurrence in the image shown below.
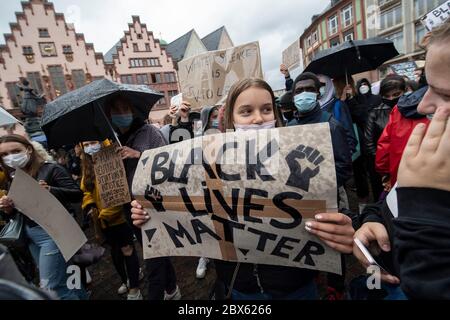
[81,177,127,229]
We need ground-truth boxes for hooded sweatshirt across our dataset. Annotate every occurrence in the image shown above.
[200,106,218,133]
[375,87,429,185]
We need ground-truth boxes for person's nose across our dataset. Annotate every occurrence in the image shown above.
[252,110,264,125]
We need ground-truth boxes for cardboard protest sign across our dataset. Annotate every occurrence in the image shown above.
[177,42,263,109]
[282,39,301,70]
[92,144,131,208]
[133,124,342,274]
[421,0,449,31]
[390,61,417,81]
[8,169,87,261]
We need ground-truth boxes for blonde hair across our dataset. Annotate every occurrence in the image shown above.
[30,141,54,162]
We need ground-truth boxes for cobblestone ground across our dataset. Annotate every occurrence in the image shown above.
[86,183,365,300]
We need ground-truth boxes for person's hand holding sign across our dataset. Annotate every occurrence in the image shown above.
[39,180,50,191]
[397,106,450,191]
[117,146,141,160]
[280,64,290,78]
[0,195,15,215]
[305,213,355,254]
[131,200,150,227]
[178,102,191,123]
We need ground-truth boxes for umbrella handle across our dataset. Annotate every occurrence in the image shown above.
[97,101,122,147]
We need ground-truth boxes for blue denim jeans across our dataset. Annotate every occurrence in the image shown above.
[231,280,319,300]
[25,225,86,300]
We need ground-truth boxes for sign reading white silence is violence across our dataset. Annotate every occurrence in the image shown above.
[177,41,263,109]
[132,124,342,275]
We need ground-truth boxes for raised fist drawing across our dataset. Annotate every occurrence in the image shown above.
[145,185,165,212]
[285,145,324,192]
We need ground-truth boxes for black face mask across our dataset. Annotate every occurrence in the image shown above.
[382,97,400,108]
[282,110,295,121]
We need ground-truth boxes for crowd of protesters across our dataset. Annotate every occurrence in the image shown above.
[0,21,449,300]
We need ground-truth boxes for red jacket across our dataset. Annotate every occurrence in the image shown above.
[375,106,429,185]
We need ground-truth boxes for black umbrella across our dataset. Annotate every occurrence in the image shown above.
[304,37,399,80]
[41,79,163,148]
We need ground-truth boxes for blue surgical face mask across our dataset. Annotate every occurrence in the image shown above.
[210,119,219,129]
[294,92,317,113]
[319,86,325,97]
[111,114,133,129]
[84,143,102,156]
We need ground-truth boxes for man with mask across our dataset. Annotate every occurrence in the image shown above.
[364,75,405,200]
[288,72,352,189]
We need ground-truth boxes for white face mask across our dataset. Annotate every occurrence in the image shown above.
[84,143,102,156]
[234,120,276,131]
[359,85,370,95]
[3,152,30,169]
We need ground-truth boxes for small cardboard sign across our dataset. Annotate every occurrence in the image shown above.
[93,144,131,209]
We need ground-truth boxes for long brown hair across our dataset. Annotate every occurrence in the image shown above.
[0,134,44,181]
[80,145,96,193]
[223,78,283,130]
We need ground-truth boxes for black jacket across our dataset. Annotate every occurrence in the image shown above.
[119,119,167,188]
[364,103,392,157]
[394,188,450,300]
[288,104,353,187]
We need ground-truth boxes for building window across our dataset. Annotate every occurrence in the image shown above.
[380,5,402,29]
[133,43,139,52]
[312,31,318,44]
[164,72,176,83]
[414,0,447,19]
[306,36,312,48]
[344,30,354,41]
[129,58,160,68]
[39,42,57,57]
[157,96,166,105]
[38,28,49,38]
[328,15,338,35]
[137,34,143,39]
[6,82,23,108]
[341,5,353,28]
[22,46,34,55]
[26,72,43,93]
[136,74,149,84]
[330,37,341,47]
[386,30,405,53]
[120,75,134,84]
[48,65,67,96]
[415,23,427,47]
[62,45,73,54]
[149,58,159,66]
[151,73,162,83]
[145,43,151,51]
[168,90,178,97]
[72,70,86,89]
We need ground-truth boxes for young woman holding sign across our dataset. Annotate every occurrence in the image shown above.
[0,134,86,300]
[80,140,142,300]
[130,78,355,300]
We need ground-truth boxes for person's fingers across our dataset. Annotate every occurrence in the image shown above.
[437,107,450,154]
[306,221,354,236]
[321,239,353,254]
[353,244,371,268]
[314,213,352,226]
[380,273,401,285]
[306,226,353,246]
[371,223,391,252]
[402,122,427,159]
[131,200,142,209]
[421,107,448,153]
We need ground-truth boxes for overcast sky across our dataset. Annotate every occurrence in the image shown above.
[0,0,329,89]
